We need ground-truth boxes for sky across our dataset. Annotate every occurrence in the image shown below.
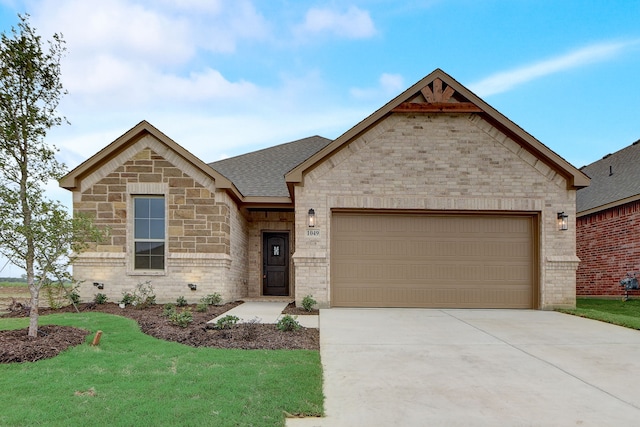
[0,0,639,276]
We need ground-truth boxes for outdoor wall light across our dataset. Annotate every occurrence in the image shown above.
[557,212,569,231]
[93,282,104,290]
[307,208,316,227]
[188,283,197,291]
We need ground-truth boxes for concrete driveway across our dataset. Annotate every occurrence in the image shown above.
[288,309,640,427]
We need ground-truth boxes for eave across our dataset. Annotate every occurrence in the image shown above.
[577,194,640,217]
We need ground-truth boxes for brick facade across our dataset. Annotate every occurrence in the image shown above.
[293,113,579,309]
[577,200,640,297]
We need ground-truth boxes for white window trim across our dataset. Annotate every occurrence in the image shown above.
[127,183,168,276]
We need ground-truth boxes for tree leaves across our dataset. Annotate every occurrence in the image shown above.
[0,14,103,337]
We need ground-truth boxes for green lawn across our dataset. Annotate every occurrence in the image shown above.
[0,281,28,288]
[0,313,323,427]
[558,298,640,330]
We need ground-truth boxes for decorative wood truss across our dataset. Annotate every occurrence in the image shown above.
[392,78,482,113]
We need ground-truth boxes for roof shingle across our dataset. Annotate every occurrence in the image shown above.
[577,139,640,213]
[209,135,332,197]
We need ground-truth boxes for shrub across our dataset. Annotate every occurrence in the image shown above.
[276,315,300,332]
[176,295,188,307]
[143,294,156,307]
[240,317,260,341]
[132,282,156,308]
[169,308,193,328]
[200,293,222,306]
[43,281,69,309]
[196,302,208,312]
[162,303,176,317]
[302,295,317,312]
[94,293,108,304]
[68,290,81,305]
[120,282,156,308]
[120,292,135,306]
[213,315,239,330]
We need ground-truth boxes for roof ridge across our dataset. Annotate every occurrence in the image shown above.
[209,135,330,166]
[580,137,640,169]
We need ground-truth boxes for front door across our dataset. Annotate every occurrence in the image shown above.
[263,232,289,296]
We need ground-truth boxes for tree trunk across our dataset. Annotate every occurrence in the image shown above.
[28,283,39,337]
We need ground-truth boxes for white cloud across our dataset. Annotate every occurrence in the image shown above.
[64,55,140,97]
[379,73,404,93]
[23,0,270,108]
[30,0,270,61]
[32,0,194,64]
[49,65,356,168]
[156,68,259,101]
[469,40,640,97]
[350,73,404,99]
[154,0,223,14]
[62,55,258,106]
[295,6,376,39]
[7,1,373,182]
[53,101,367,170]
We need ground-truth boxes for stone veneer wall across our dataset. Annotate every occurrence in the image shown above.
[72,137,247,304]
[293,113,578,309]
[577,200,640,298]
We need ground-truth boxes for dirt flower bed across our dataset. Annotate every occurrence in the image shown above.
[282,302,319,316]
[1,301,319,364]
[0,325,90,363]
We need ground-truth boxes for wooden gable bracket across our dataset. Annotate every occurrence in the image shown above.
[392,78,482,113]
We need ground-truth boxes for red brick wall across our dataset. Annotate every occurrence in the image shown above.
[577,200,640,297]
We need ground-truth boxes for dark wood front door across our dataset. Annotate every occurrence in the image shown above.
[263,232,289,296]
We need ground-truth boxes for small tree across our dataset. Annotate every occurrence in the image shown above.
[0,15,103,337]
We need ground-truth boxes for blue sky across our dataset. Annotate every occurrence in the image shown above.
[0,0,639,276]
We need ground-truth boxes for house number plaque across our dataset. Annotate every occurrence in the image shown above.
[306,229,320,237]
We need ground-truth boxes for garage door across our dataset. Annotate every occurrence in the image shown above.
[331,212,536,308]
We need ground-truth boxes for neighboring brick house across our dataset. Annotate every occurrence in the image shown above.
[60,69,589,309]
[577,140,640,298]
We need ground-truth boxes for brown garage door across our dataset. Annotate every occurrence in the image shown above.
[331,212,537,308]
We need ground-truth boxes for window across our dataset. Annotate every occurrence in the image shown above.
[134,196,165,270]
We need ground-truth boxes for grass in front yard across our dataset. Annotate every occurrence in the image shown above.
[558,298,640,330]
[0,313,323,427]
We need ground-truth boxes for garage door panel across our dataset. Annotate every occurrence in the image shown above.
[333,260,531,282]
[334,240,530,260]
[335,240,531,260]
[331,213,536,308]
[332,285,532,308]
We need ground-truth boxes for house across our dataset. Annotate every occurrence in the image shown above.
[60,69,589,309]
[576,140,640,298]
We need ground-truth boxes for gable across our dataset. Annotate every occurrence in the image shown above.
[302,113,568,199]
[286,68,589,192]
[60,121,242,201]
[71,134,219,196]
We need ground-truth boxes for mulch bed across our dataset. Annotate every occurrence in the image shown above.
[282,302,319,316]
[1,301,319,364]
[0,325,90,363]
